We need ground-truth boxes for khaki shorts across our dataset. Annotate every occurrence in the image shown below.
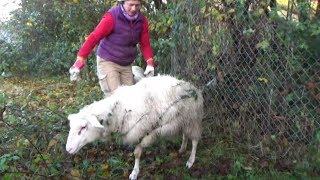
[96,56,134,95]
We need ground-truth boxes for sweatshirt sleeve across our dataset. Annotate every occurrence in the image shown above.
[77,13,114,59]
[139,16,154,62]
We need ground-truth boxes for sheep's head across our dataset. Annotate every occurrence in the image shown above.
[66,113,104,154]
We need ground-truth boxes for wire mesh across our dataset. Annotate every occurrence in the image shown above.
[164,0,320,160]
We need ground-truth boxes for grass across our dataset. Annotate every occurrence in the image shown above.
[0,75,319,179]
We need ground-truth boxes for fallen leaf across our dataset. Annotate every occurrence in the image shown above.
[47,139,58,151]
[101,163,110,177]
[260,160,269,169]
[70,169,81,178]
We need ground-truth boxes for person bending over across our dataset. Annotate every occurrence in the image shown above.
[69,0,155,95]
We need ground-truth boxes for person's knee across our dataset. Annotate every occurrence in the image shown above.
[106,74,121,91]
[121,70,134,86]
[99,78,110,93]
[124,78,134,86]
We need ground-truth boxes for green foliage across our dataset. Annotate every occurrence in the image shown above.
[0,0,320,178]
[0,0,116,76]
[0,71,318,178]
[0,154,20,173]
[0,92,7,109]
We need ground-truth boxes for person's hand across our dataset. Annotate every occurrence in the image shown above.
[69,60,85,82]
[144,65,154,77]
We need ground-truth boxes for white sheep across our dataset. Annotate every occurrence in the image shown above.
[132,66,145,83]
[65,75,203,180]
[132,65,154,83]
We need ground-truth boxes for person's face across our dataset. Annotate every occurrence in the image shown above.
[123,0,141,16]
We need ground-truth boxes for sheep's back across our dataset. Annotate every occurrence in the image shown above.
[114,75,203,143]
[116,75,203,116]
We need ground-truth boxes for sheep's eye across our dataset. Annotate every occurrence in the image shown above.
[78,126,87,135]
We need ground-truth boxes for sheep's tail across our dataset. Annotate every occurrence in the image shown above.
[201,77,217,92]
[205,77,217,89]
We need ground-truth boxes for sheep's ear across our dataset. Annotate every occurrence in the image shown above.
[87,115,104,128]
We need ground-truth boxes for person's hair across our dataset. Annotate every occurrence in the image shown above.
[117,0,141,4]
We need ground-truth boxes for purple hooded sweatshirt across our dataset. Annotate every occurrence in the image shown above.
[96,5,144,66]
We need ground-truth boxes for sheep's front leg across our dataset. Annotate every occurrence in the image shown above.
[129,145,142,180]
[129,129,160,180]
[178,134,188,154]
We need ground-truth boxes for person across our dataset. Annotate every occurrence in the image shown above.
[69,0,155,95]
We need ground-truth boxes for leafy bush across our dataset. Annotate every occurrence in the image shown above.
[0,0,320,177]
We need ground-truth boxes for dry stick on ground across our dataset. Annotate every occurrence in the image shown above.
[0,106,4,122]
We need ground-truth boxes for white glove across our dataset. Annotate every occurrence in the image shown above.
[69,67,81,82]
[144,65,154,77]
[69,59,85,82]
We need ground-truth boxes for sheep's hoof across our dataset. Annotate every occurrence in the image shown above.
[186,161,194,169]
[129,171,138,180]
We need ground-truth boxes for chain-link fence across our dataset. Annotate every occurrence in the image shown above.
[161,1,319,160]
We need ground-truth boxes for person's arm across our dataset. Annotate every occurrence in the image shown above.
[77,13,115,60]
[69,13,114,82]
[139,16,155,67]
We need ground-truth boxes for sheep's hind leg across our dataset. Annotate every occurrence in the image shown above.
[186,139,198,168]
[178,134,188,154]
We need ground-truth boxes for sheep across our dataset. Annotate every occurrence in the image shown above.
[132,65,155,83]
[132,66,145,83]
[65,75,204,180]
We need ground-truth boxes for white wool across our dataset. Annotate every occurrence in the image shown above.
[66,75,203,179]
[132,66,145,83]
